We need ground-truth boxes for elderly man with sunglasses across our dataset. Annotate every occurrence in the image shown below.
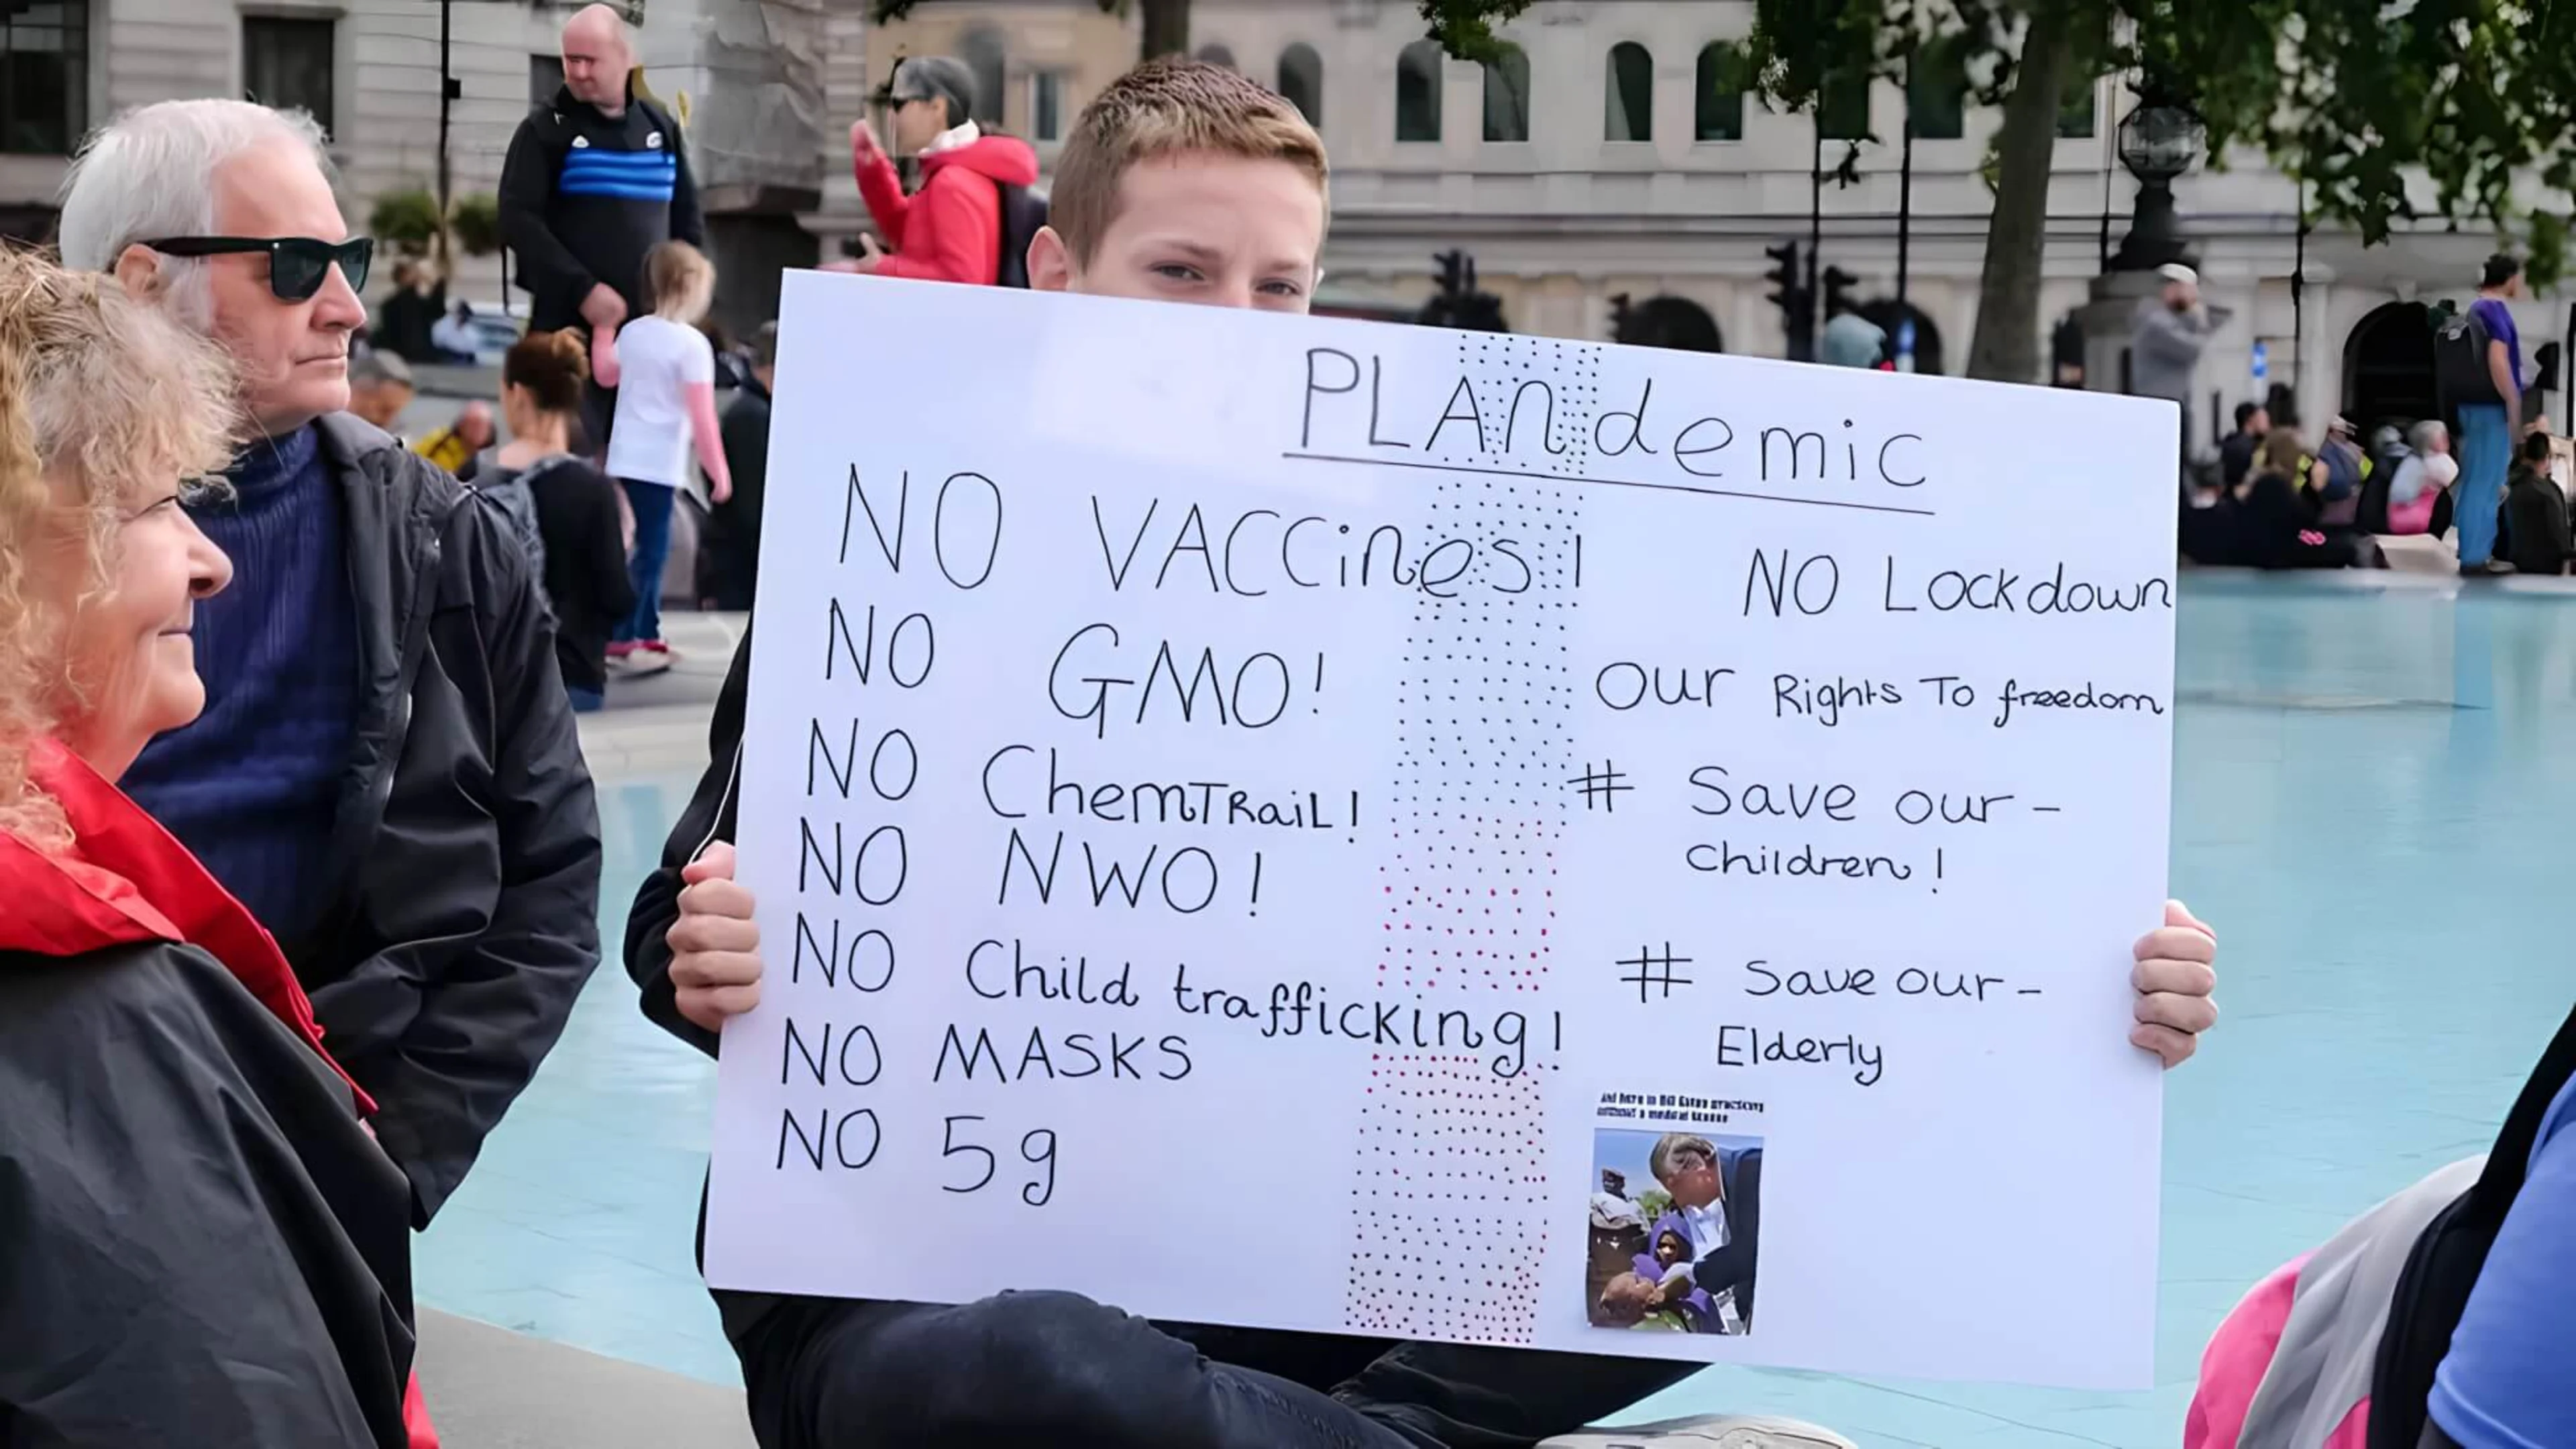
[56,98,603,1228]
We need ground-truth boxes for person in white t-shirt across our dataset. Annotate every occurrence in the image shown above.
[604,239,733,669]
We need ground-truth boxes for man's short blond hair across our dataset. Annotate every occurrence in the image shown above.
[1051,56,1328,267]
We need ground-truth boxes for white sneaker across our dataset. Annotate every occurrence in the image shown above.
[1538,1415,1860,1449]
[608,651,672,680]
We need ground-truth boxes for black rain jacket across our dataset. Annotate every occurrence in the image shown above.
[299,415,604,1224]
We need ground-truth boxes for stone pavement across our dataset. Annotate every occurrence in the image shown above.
[418,612,754,1448]
[418,1309,754,1449]
[577,610,747,779]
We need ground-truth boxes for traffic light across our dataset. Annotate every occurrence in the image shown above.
[1821,265,1860,320]
[1434,250,1473,303]
[1764,241,1814,362]
[1420,250,1509,332]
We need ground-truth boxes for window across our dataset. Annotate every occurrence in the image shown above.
[1030,70,1065,142]
[1277,43,1322,126]
[1694,42,1747,142]
[2059,72,2098,138]
[1904,38,1966,140]
[1605,42,1652,142]
[1481,41,1529,143]
[1817,70,1870,141]
[1195,44,1236,71]
[529,52,565,106]
[2,0,87,156]
[1396,39,1442,142]
[957,27,1005,125]
[243,16,336,136]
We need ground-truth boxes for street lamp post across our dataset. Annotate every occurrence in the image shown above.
[2068,87,2218,399]
[437,0,453,264]
[2108,96,2204,272]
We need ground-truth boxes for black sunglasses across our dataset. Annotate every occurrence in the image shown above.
[144,235,375,301]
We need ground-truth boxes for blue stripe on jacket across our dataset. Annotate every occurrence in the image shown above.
[563,150,676,174]
[558,178,678,201]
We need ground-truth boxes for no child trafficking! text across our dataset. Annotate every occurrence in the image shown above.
[777,935,1558,1081]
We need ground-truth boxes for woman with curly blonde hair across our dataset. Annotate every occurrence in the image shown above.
[0,246,432,1446]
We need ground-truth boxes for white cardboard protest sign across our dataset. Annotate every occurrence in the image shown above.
[705,272,2178,1389]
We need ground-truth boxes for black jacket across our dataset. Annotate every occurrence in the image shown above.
[2505,468,2573,575]
[299,415,603,1224]
[627,619,749,1061]
[704,380,769,610]
[372,278,443,364]
[624,623,858,1395]
[1684,1150,1763,1327]
[500,83,704,334]
[0,943,417,1446]
[499,453,635,695]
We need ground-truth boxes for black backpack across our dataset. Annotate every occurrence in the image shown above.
[2434,304,2500,405]
[2367,1000,2576,1449]
[474,453,566,625]
[994,181,1049,288]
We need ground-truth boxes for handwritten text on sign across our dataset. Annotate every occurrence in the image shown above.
[706,274,2176,1389]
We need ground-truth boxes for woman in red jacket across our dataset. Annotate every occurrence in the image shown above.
[837,54,1038,285]
[0,250,434,1446]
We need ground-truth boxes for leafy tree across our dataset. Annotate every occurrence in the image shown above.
[1751,0,2576,382]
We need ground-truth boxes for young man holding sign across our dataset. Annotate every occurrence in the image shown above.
[629,58,2223,1449]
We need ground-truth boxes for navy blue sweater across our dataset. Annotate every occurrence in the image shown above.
[125,425,360,945]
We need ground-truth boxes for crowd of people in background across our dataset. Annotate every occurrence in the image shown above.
[2169,251,2576,579]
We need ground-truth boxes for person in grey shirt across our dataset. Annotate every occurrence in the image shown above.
[2133,262,2221,465]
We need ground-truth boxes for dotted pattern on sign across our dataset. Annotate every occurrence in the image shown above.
[1346,334,1593,1344]
[1424,334,1601,480]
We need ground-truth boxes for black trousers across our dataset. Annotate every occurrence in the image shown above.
[725,1289,1697,1449]
[580,374,617,460]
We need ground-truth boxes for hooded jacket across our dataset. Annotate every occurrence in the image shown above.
[0,741,435,1447]
[855,129,1040,286]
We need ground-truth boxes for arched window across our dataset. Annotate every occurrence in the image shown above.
[1817,68,1870,141]
[1904,36,1967,140]
[1613,294,1723,354]
[1278,43,1323,125]
[2058,72,2099,138]
[957,27,1006,127]
[1396,39,1442,142]
[1195,44,1236,71]
[1694,42,1747,141]
[1605,42,1652,142]
[1482,41,1529,142]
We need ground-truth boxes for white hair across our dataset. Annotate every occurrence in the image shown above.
[56,99,335,329]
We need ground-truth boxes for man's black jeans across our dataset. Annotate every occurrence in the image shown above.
[730,1289,1697,1449]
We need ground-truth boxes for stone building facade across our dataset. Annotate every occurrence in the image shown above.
[3,0,2557,438]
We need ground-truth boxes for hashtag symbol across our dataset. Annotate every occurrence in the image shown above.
[1569,761,1631,812]
[1616,944,1694,1002]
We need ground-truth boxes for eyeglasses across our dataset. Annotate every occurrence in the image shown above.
[144,236,375,302]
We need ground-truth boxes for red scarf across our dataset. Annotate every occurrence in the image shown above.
[0,739,368,1105]
[2,741,437,1446]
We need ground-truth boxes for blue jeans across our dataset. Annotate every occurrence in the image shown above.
[2457,404,2510,565]
[617,480,675,645]
[567,686,604,714]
